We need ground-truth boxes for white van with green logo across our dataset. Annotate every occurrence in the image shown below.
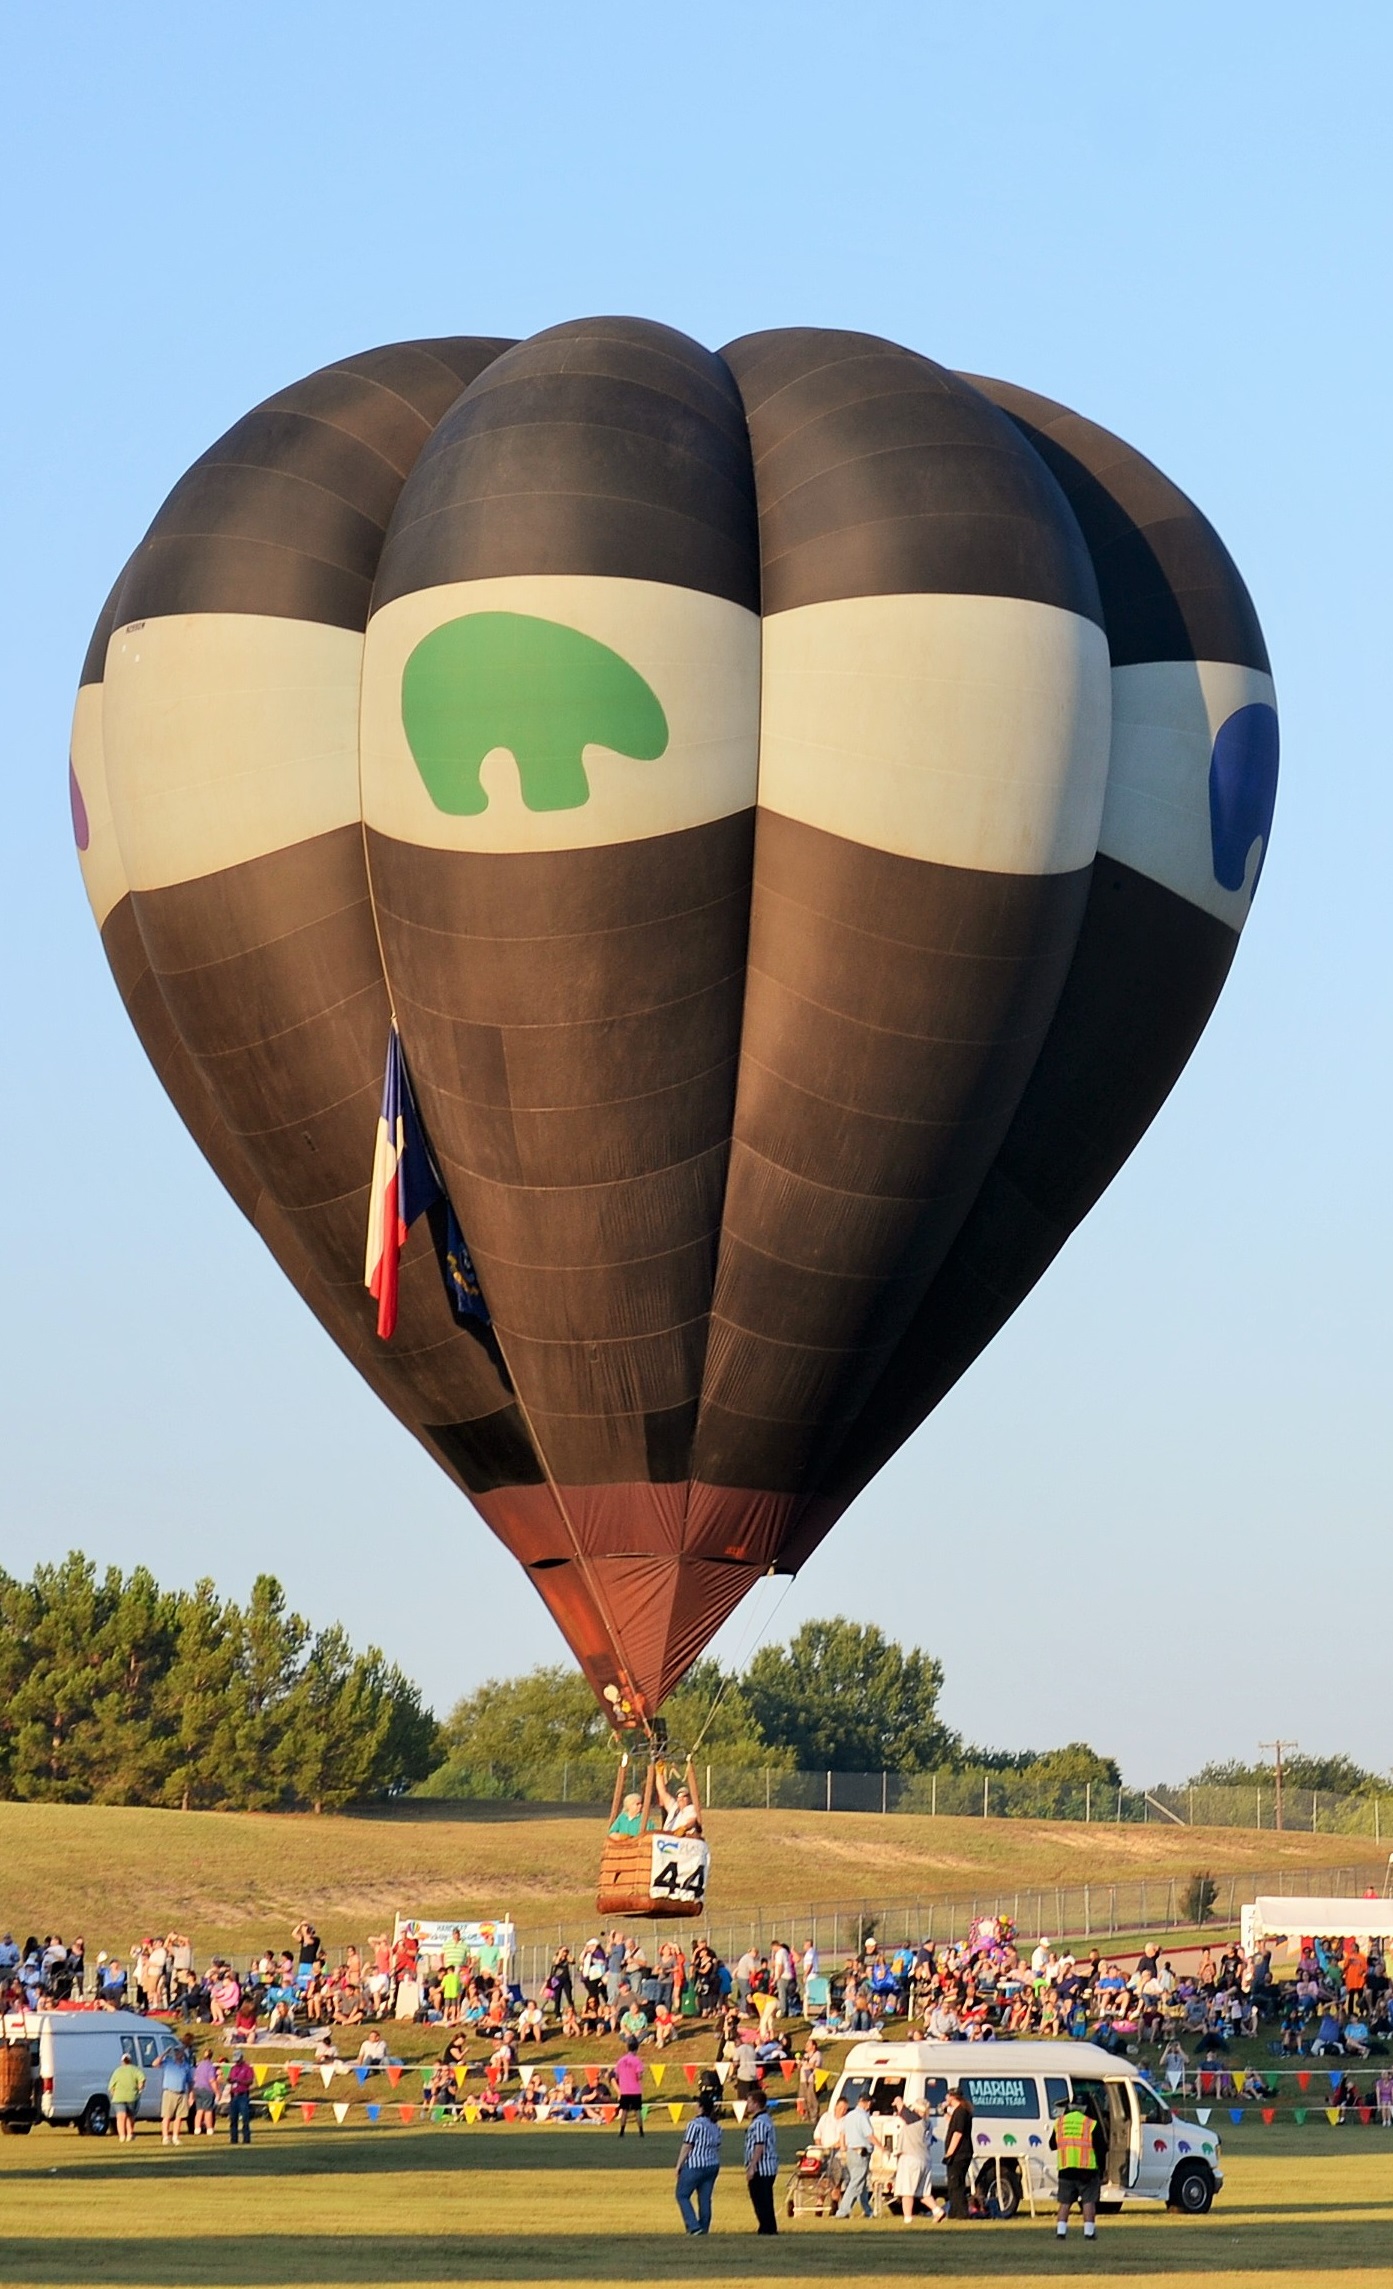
[828,2040,1221,2217]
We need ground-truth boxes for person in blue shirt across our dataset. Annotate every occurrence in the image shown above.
[160,2045,194,2148]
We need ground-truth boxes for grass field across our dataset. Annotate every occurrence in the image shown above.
[1,2116,1389,2288]
[0,1801,1371,1960]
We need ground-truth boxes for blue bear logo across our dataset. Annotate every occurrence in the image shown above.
[1209,701,1279,895]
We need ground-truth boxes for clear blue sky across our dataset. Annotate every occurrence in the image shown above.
[3,1,1388,1784]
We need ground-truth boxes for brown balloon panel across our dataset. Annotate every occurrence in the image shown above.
[71,322,1276,1722]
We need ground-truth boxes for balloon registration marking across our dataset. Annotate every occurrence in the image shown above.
[401,612,669,815]
[1208,701,1279,893]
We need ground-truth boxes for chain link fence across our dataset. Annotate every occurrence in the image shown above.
[415,1759,1393,1836]
[504,1856,1392,1995]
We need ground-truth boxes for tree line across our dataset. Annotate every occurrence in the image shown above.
[5,1560,1385,1816]
[0,1554,436,1811]
[422,1615,1128,1811]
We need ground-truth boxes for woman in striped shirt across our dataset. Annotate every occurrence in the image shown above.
[675,2094,723,2235]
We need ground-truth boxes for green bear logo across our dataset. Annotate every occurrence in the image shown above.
[400,612,669,815]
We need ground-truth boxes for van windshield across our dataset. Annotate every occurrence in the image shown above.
[840,2075,907,2115]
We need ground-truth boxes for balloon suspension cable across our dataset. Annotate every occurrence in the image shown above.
[683,1567,797,1764]
[355,806,643,1721]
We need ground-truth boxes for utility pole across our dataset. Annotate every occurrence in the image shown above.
[1260,1740,1298,1832]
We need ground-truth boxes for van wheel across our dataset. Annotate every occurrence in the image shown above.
[979,2163,1022,2219]
[1,2120,32,2135]
[79,2095,111,2138]
[1168,2162,1214,2214]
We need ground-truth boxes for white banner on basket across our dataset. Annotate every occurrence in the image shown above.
[648,1834,709,1904]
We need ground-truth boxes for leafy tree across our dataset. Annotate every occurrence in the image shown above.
[1189,1754,1385,1796]
[744,1618,960,1771]
[0,1554,437,1812]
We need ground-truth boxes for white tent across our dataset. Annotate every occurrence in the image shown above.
[1241,1895,1393,1951]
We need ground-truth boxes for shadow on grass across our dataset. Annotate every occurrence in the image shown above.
[1,2219,1392,2282]
[4,2129,667,2181]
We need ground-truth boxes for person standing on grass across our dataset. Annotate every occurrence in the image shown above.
[191,2050,220,2135]
[1050,2090,1108,2239]
[836,2090,876,2217]
[743,2085,780,2234]
[160,2043,193,2147]
[942,2082,974,2218]
[227,2051,255,2145]
[108,2054,145,2144]
[614,2036,646,2137]
[675,2091,723,2234]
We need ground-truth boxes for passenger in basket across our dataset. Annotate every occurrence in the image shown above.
[657,1773,702,1837]
[610,1792,644,1837]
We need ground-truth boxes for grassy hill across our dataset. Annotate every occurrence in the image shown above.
[0,1799,1374,1962]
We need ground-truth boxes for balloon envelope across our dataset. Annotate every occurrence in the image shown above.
[72,322,1276,1719]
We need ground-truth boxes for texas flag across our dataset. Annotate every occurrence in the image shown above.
[365,1025,488,1339]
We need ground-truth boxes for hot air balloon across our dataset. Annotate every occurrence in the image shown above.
[71,322,1276,1911]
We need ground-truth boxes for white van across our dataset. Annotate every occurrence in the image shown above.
[1,2010,185,2135]
[827,2040,1222,2217]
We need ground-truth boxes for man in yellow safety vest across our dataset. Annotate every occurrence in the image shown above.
[1049,2092,1108,2238]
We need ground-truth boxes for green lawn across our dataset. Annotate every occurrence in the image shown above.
[1,2116,1389,2288]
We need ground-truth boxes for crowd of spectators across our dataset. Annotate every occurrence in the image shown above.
[5,1911,1391,2115]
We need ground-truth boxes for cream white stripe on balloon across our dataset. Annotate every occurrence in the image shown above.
[1101,660,1277,928]
[69,680,129,929]
[755,592,1112,876]
[101,615,365,893]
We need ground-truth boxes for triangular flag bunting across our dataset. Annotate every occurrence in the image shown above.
[1297,2073,1310,2091]
[398,2104,416,2123]
[355,2066,369,2085]
[732,2098,748,2121]
[780,2059,798,2079]
[268,2099,285,2124]
[1326,2107,1341,2126]
[585,2064,601,2084]
[1294,2107,1307,2125]
[320,2066,335,2090]
[1330,2072,1343,2092]
[432,2105,446,2122]
[650,2064,665,2088]
[454,2065,468,2088]
[288,2065,302,2088]
[815,2069,829,2089]
[1359,2105,1372,2124]
[1165,2066,1183,2091]
[641,2104,650,2122]
[1196,2109,1210,2125]
[553,2066,567,2084]
[334,2102,350,2124]
[682,2063,697,2085]
[300,2103,316,2122]
[601,2105,617,2123]
[386,2065,402,2086]
[714,2062,731,2084]
[252,2064,269,2088]
[421,2065,434,2083]
[463,2102,478,2123]
[367,2104,380,2122]
[668,2101,684,2122]
[1229,2108,1243,2125]
[1232,2071,1246,2092]
[1261,2108,1275,2125]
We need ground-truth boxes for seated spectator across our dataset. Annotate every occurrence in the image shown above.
[357,2031,388,2070]
[313,2031,338,2065]
[1345,2014,1371,2057]
[1313,2011,1345,2056]
[517,1999,546,2046]
[652,2000,676,2048]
